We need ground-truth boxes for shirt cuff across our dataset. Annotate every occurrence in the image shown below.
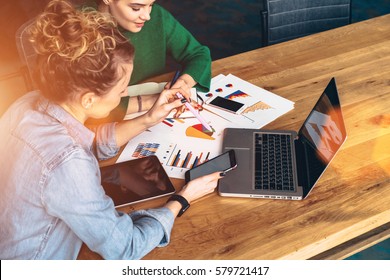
[129,207,175,247]
[94,122,120,160]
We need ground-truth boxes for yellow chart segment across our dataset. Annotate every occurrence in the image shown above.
[185,125,215,140]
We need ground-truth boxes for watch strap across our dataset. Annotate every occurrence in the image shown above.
[167,194,190,217]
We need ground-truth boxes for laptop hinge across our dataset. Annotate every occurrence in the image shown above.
[294,138,310,197]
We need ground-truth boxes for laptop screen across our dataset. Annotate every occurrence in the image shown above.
[298,78,347,193]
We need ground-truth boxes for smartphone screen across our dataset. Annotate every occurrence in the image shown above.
[185,150,237,182]
[209,96,245,113]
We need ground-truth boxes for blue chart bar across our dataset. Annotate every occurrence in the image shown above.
[169,150,210,169]
[181,152,193,168]
[170,150,181,166]
[192,156,199,167]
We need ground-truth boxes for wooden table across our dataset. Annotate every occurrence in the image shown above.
[78,14,390,260]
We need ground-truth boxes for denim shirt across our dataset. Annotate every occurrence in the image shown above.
[0,92,175,259]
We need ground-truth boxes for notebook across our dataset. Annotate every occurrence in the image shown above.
[100,156,175,207]
[219,78,347,200]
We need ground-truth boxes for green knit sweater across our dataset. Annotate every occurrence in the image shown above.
[120,4,212,92]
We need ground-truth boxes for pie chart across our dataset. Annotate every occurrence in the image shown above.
[185,124,215,140]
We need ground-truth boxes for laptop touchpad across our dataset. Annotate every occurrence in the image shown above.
[222,147,252,190]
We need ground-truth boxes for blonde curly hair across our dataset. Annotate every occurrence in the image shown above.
[29,0,134,102]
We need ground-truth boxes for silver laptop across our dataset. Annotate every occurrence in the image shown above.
[219,78,347,200]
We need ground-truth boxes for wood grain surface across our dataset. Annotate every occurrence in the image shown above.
[78,14,390,260]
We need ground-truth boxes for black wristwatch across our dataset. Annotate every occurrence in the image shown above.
[167,194,190,217]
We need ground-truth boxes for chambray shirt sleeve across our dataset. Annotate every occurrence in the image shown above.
[91,122,120,160]
[42,152,175,260]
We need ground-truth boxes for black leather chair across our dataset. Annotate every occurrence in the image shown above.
[261,0,352,46]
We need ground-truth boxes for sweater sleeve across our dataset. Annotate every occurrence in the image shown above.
[160,6,212,92]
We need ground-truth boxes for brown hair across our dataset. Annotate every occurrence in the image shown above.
[29,0,134,102]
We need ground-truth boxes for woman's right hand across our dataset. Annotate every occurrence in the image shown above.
[165,172,223,217]
[178,171,224,204]
[144,86,191,126]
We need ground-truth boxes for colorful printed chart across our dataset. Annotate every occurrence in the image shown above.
[200,74,294,128]
[132,143,160,158]
[118,74,294,178]
[185,124,215,140]
[225,90,249,100]
[168,148,210,169]
[117,108,232,178]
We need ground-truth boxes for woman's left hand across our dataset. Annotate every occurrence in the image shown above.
[164,73,196,92]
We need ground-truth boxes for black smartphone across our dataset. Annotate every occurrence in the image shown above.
[208,96,245,114]
[184,150,237,182]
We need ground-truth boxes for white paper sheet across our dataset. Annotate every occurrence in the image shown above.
[117,109,237,178]
[197,74,294,128]
[118,74,295,179]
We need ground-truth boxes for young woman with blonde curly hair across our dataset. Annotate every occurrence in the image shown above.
[0,0,222,260]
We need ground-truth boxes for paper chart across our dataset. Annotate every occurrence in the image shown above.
[198,74,294,128]
[117,109,234,178]
[118,74,295,178]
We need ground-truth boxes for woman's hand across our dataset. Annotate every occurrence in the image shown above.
[144,86,191,126]
[165,172,223,217]
[164,74,203,118]
[114,86,190,147]
[165,74,196,92]
[166,171,224,217]
[179,171,223,203]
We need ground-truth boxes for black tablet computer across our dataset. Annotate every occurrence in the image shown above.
[100,156,175,207]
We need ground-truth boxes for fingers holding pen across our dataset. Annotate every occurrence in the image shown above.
[145,87,189,123]
[159,87,192,114]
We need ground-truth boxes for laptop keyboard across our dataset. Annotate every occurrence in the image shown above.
[254,133,295,191]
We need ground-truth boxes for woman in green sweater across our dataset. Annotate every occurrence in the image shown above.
[91,0,212,121]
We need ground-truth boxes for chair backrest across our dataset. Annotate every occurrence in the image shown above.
[15,18,37,91]
[261,0,352,46]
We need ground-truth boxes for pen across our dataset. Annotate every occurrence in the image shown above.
[170,70,213,131]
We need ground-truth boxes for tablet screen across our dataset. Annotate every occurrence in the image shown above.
[100,156,175,207]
